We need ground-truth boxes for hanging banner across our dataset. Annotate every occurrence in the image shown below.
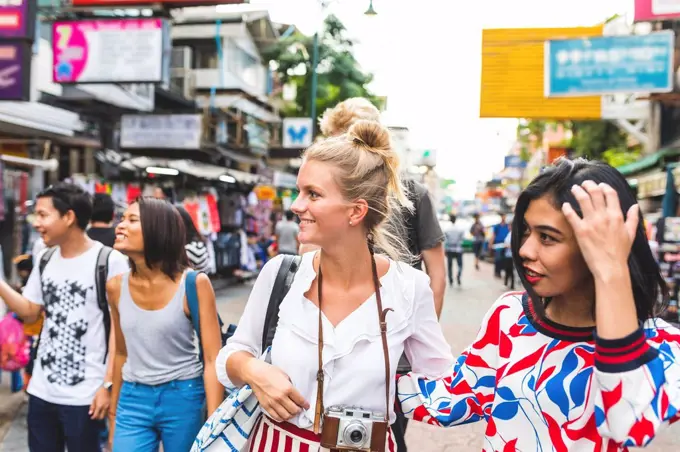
[0,0,36,40]
[634,0,680,22]
[0,41,30,101]
[52,18,167,84]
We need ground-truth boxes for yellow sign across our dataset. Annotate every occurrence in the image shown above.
[254,185,276,201]
[480,26,603,119]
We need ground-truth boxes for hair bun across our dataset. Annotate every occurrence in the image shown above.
[319,97,380,137]
[347,120,391,152]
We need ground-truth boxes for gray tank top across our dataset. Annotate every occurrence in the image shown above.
[119,271,203,385]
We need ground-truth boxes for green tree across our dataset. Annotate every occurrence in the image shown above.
[516,119,635,165]
[263,15,380,124]
[569,120,629,160]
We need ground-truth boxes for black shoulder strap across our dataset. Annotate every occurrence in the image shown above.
[95,246,113,363]
[32,247,58,363]
[261,255,302,353]
[39,248,57,275]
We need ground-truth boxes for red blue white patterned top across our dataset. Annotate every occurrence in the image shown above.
[397,291,680,451]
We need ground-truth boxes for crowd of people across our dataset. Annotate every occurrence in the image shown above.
[1,97,680,452]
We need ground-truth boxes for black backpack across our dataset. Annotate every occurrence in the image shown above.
[260,255,302,353]
[188,254,302,361]
[33,246,113,364]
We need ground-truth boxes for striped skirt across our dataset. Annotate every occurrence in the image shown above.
[248,416,397,452]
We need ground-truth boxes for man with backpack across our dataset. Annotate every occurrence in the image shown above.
[0,183,129,452]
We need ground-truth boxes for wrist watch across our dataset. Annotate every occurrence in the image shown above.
[102,381,113,391]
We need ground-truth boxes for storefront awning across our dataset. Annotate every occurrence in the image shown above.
[225,168,262,185]
[217,146,263,166]
[168,160,228,180]
[0,155,59,171]
[197,94,280,123]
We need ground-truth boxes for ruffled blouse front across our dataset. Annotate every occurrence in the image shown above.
[216,252,453,427]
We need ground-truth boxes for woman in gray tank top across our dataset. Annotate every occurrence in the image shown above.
[107,197,223,452]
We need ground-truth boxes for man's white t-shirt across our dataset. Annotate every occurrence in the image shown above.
[22,242,129,406]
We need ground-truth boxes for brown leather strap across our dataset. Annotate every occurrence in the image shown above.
[312,244,393,434]
[313,264,325,434]
[370,244,393,422]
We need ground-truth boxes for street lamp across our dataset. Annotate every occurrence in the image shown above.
[310,0,377,136]
[364,0,377,16]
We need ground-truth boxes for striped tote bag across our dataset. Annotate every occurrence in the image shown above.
[191,349,270,452]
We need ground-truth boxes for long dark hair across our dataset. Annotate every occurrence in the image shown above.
[511,158,668,321]
[129,197,188,280]
[175,205,203,245]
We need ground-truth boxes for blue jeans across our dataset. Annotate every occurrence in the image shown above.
[113,377,205,452]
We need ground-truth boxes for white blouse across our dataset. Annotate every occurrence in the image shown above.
[216,252,454,427]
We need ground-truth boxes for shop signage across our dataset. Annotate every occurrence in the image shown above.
[545,31,674,97]
[504,155,527,169]
[120,114,202,150]
[282,117,313,149]
[634,0,680,22]
[0,41,30,101]
[480,26,603,120]
[0,0,36,40]
[52,18,167,84]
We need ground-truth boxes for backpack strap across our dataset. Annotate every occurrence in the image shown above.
[95,246,113,364]
[261,255,302,354]
[39,248,57,275]
[31,248,58,363]
[185,270,201,358]
[186,269,231,364]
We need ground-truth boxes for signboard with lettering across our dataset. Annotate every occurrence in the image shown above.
[545,31,675,97]
[52,19,167,84]
[120,114,202,150]
[0,41,30,101]
[0,0,36,40]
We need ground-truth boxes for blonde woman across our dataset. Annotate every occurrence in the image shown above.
[216,121,453,451]
[311,98,446,452]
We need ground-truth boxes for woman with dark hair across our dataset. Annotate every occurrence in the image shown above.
[176,205,211,273]
[106,197,223,452]
[397,158,680,450]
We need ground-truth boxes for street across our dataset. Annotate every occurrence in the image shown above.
[2,254,680,451]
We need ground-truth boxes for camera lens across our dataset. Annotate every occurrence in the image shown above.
[343,423,368,447]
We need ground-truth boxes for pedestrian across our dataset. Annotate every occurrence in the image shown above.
[490,213,510,278]
[275,210,300,255]
[216,120,453,451]
[0,182,129,452]
[107,197,223,452]
[177,205,211,273]
[397,158,680,450]
[469,213,485,270]
[87,193,116,248]
[315,96,446,452]
[444,214,464,286]
[502,231,514,290]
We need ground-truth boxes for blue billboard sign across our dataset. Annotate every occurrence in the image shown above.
[504,155,526,169]
[545,31,675,97]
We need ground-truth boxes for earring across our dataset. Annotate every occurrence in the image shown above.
[349,220,353,226]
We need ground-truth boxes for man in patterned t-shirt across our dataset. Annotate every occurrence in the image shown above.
[0,183,128,452]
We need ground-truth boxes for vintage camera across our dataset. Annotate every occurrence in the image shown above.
[320,406,388,452]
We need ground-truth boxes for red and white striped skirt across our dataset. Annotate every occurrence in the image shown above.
[248,416,396,452]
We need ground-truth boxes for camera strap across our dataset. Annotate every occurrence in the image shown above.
[312,243,393,435]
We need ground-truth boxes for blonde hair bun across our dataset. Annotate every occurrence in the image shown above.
[347,119,391,152]
[319,97,381,137]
